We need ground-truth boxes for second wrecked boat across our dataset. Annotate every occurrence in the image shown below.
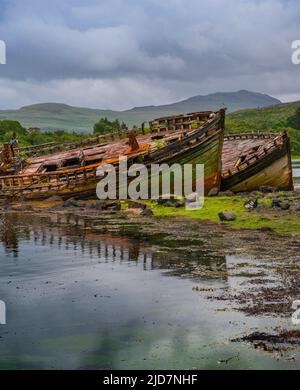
[221,132,294,192]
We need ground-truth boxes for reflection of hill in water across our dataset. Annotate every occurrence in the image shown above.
[0,213,226,280]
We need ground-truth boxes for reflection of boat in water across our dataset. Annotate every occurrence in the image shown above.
[0,213,227,278]
[0,109,226,200]
[221,132,293,192]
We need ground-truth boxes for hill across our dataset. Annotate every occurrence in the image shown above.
[0,90,280,132]
[226,101,300,155]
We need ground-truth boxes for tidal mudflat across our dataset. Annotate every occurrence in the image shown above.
[1,210,300,370]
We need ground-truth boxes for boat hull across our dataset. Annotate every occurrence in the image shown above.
[221,133,293,192]
[0,111,225,200]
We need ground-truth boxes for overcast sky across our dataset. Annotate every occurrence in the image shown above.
[0,0,299,110]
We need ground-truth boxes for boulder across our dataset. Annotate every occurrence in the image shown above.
[141,207,154,216]
[271,198,282,208]
[83,200,106,210]
[1,204,12,211]
[218,190,235,197]
[260,226,274,233]
[157,194,182,205]
[208,187,219,197]
[126,200,147,210]
[244,198,258,210]
[280,203,290,210]
[218,212,237,222]
[259,185,278,193]
[63,198,79,207]
[236,192,250,196]
[185,193,199,203]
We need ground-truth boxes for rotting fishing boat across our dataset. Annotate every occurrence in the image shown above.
[0,109,226,200]
[221,131,294,192]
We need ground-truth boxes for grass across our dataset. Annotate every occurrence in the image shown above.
[21,194,300,234]
[149,196,300,234]
[226,101,300,155]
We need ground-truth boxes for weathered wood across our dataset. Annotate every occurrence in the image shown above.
[221,132,294,192]
[0,110,225,200]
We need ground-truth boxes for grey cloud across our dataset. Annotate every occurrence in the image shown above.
[0,0,299,109]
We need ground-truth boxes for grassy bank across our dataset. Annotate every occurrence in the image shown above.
[149,196,300,234]
[19,194,300,234]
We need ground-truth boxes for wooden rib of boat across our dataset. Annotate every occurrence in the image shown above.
[221,131,294,192]
[0,109,226,200]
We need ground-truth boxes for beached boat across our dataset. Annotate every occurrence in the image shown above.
[221,132,293,192]
[0,109,226,200]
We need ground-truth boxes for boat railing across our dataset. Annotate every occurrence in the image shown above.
[0,163,100,198]
[17,129,148,158]
[148,110,224,162]
[224,132,279,141]
[223,132,287,177]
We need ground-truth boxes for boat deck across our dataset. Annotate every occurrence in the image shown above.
[222,133,284,176]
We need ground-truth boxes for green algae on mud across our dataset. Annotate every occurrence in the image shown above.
[1,212,300,368]
[148,195,300,234]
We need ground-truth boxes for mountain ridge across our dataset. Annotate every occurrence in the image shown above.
[0,90,281,132]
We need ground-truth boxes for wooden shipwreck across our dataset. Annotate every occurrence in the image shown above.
[0,109,226,200]
[221,132,294,192]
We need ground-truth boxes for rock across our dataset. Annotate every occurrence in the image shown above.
[280,203,290,210]
[185,193,198,202]
[271,198,282,208]
[0,204,12,210]
[218,190,235,197]
[259,185,278,193]
[208,187,219,197]
[157,194,182,205]
[162,200,184,208]
[63,198,79,207]
[250,191,263,197]
[92,200,106,210]
[105,201,121,211]
[236,192,250,196]
[244,198,258,210]
[141,207,153,216]
[260,227,274,232]
[126,208,143,215]
[218,212,237,222]
[45,195,63,202]
[126,200,147,210]
[84,200,105,210]
[185,193,203,209]
[291,201,300,212]
[126,206,153,216]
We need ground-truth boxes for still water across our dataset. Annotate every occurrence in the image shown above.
[0,213,299,370]
[293,160,300,184]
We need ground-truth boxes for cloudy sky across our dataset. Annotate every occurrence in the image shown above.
[0,0,299,110]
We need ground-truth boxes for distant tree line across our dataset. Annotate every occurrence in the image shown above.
[0,120,87,147]
[93,117,127,134]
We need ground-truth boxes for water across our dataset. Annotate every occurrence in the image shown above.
[0,213,299,370]
[293,159,300,185]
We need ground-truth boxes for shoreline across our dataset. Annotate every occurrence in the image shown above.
[1,197,300,362]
